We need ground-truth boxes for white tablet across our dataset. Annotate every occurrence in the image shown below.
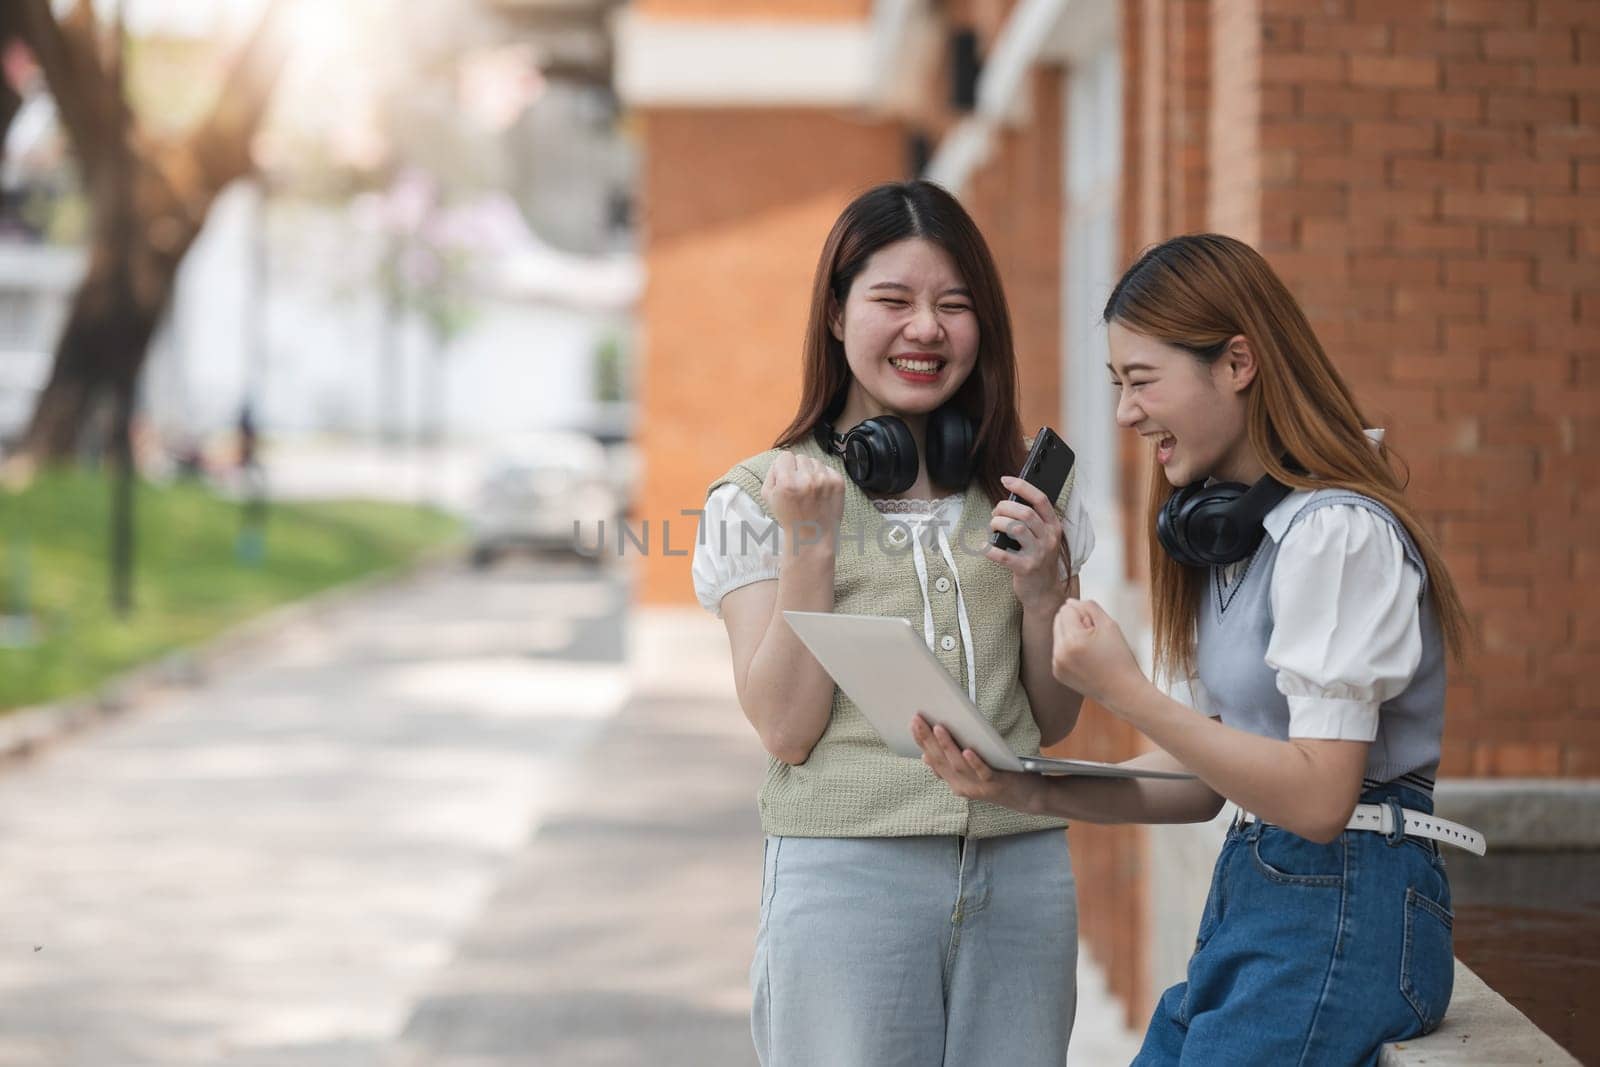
[782,610,1194,780]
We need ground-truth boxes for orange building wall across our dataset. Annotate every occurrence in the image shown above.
[632,109,906,606]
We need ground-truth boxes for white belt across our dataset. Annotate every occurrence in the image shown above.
[1240,804,1487,856]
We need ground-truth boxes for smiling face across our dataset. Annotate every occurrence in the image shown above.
[829,238,980,425]
[1107,320,1262,487]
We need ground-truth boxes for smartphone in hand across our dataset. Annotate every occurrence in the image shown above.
[991,427,1076,552]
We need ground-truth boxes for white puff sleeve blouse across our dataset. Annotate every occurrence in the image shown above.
[1265,501,1425,743]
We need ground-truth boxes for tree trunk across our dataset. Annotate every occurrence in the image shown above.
[0,7,24,150]
[0,77,19,156]
[108,375,136,615]
[378,240,406,445]
[23,247,170,461]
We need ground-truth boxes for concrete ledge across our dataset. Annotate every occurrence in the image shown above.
[1381,959,1578,1065]
[1435,778,1600,850]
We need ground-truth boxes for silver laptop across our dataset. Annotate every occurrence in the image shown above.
[783,610,1193,779]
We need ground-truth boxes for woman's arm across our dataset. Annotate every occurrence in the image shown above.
[1056,601,1370,843]
[1019,575,1084,746]
[986,474,1086,745]
[717,453,846,765]
[912,718,1225,825]
[720,553,841,765]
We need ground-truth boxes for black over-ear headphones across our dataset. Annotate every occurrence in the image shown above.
[1157,470,1297,568]
[812,406,977,495]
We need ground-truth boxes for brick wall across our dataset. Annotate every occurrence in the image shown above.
[1240,0,1599,776]
[1166,0,1212,235]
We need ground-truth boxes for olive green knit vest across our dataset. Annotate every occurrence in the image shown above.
[708,433,1075,839]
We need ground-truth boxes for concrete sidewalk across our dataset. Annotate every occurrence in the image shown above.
[0,559,633,1066]
[388,607,1142,1066]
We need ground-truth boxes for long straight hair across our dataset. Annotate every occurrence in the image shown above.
[1103,234,1470,681]
[774,181,1026,505]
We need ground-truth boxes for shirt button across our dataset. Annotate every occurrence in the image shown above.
[935,577,952,593]
[940,635,957,652]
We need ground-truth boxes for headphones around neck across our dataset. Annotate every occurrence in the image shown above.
[1156,468,1297,568]
[813,406,977,495]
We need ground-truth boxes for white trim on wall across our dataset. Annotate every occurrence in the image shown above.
[1062,45,1125,604]
[614,13,876,107]
[923,0,1118,195]
[977,0,1072,125]
[921,0,1072,195]
[922,119,992,193]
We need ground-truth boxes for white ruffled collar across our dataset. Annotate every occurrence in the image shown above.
[869,494,963,515]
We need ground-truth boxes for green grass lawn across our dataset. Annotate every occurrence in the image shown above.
[0,469,461,713]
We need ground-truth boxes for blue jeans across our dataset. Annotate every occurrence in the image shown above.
[751,831,1077,1067]
[1134,784,1455,1067]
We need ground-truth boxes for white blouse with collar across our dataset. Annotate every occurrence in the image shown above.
[1194,429,1427,744]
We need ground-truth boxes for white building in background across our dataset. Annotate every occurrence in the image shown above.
[140,181,639,448]
[0,243,80,444]
[0,193,639,453]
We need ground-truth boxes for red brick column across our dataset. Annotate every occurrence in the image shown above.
[633,110,904,605]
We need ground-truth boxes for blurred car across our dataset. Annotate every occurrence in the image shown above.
[469,431,619,567]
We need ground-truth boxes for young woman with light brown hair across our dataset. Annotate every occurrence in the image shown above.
[916,233,1481,1066]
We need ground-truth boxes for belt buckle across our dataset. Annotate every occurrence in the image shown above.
[1380,797,1406,845]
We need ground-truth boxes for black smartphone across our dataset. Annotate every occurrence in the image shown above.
[990,427,1076,552]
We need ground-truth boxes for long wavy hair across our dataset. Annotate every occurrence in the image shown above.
[774,181,1026,505]
[1103,233,1470,681]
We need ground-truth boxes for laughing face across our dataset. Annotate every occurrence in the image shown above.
[1106,320,1261,487]
[829,238,980,425]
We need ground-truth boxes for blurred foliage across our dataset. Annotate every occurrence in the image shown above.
[125,33,224,135]
[594,333,627,404]
[0,470,461,712]
[14,184,88,244]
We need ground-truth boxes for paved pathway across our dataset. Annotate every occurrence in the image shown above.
[0,559,630,1065]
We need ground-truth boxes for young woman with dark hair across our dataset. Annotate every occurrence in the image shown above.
[691,180,1094,1065]
[915,233,1481,1066]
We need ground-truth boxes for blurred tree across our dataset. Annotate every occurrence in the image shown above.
[6,0,289,464]
[2,0,288,615]
[0,35,19,154]
[369,171,489,447]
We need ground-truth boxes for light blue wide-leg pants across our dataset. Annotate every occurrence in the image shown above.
[751,830,1078,1067]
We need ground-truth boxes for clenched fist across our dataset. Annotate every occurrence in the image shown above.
[761,451,846,557]
[1050,598,1147,712]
